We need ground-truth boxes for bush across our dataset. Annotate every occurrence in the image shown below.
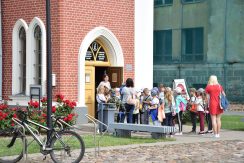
[0,103,16,130]
[0,93,77,130]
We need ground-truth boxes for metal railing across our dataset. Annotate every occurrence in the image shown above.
[85,114,108,157]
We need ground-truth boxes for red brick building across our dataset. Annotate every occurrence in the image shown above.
[0,0,153,121]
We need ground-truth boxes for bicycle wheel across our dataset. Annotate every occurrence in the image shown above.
[50,130,85,163]
[0,130,24,163]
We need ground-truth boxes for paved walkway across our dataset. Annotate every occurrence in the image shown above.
[20,124,244,163]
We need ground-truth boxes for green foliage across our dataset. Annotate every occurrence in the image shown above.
[0,93,77,131]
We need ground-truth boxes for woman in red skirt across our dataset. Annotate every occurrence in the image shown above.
[205,75,225,138]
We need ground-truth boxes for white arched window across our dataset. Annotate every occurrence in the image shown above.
[34,25,42,85]
[26,17,46,96]
[12,19,28,95]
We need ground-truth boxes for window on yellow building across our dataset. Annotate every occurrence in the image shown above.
[153,30,172,64]
[154,0,173,7]
[181,27,203,62]
[182,0,204,4]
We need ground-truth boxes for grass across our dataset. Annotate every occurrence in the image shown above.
[185,115,244,131]
[0,134,174,157]
[83,134,174,148]
[221,115,244,131]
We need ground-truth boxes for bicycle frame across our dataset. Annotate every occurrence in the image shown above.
[12,117,58,148]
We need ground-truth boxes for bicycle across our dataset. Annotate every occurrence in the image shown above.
[0,109,85,163]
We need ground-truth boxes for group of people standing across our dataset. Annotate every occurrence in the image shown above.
[96,74,226,138]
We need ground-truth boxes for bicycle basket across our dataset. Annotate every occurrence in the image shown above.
[16,109,28,121]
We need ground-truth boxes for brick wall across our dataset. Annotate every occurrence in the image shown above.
[2,0,134,101]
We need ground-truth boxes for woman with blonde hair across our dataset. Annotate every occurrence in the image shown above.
[162,87,175,128]
[205,75,226,138]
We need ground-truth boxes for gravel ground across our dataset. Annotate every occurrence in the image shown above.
[80,140,244,163]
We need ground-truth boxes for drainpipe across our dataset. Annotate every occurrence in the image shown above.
[178,1,184,79]
[223,0,227,92]
[0,2,2,100]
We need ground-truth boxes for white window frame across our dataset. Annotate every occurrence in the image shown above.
[12,19,28,95]
[26,17,46,96]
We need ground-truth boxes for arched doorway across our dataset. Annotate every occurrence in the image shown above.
[78,27,124,117]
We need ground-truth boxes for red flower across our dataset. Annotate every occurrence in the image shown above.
[28,100,39,108]
[13,113,17,118]
[52,106,56,113]
[0,104,8,110]
[67,114,73,121]
[56,93,64,102]
[42,113,47,118]
[41,97,47,103]
[63,114,73,122]
[63,117,68,122]
[65,101,76,109]
[11,123,15,126]
[64,100,70,105]
[71,101,77,107]
[2,113,8,119]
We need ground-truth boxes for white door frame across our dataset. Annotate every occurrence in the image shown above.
[78,26,124,106]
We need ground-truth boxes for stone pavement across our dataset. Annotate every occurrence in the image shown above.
[20,124,244,163]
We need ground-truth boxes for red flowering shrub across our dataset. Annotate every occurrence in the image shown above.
[56,93,65,103]
[27,93,77,126]
[0,103,16,130]
[0,93,77,130]
[54,94,77,125]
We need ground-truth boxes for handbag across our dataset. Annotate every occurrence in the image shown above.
[187,96,197,113]
[189,104,197,113]
[127,94,136,105]
[219,85,229,111]
[157,104,165,122]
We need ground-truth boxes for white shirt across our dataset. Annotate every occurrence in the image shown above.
[195,97,204,112]
[98,81,111,90]
[121,87,135,104]
[96,94,106,104]
[190,96,196,103]
[150,97,159,109]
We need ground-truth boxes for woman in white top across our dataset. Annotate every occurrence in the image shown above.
[97,74,111,90]
[96,85,107,132]
[121,78,135,123]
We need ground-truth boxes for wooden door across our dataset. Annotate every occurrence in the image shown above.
[107,67,123,88]
[85,66,95,117]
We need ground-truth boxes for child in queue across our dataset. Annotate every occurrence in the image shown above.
[140,88,151,124]
[195,88,206,135]
[133,91,141,124]
[149,90,160,125]
[96,85,107,132]
[174,87,187,135]
[188,88,197,134]
[163,87,175,126]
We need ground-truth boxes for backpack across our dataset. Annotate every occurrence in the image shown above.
[179,101,186,112]
[219,92,229,111]
[218,85,229,111]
